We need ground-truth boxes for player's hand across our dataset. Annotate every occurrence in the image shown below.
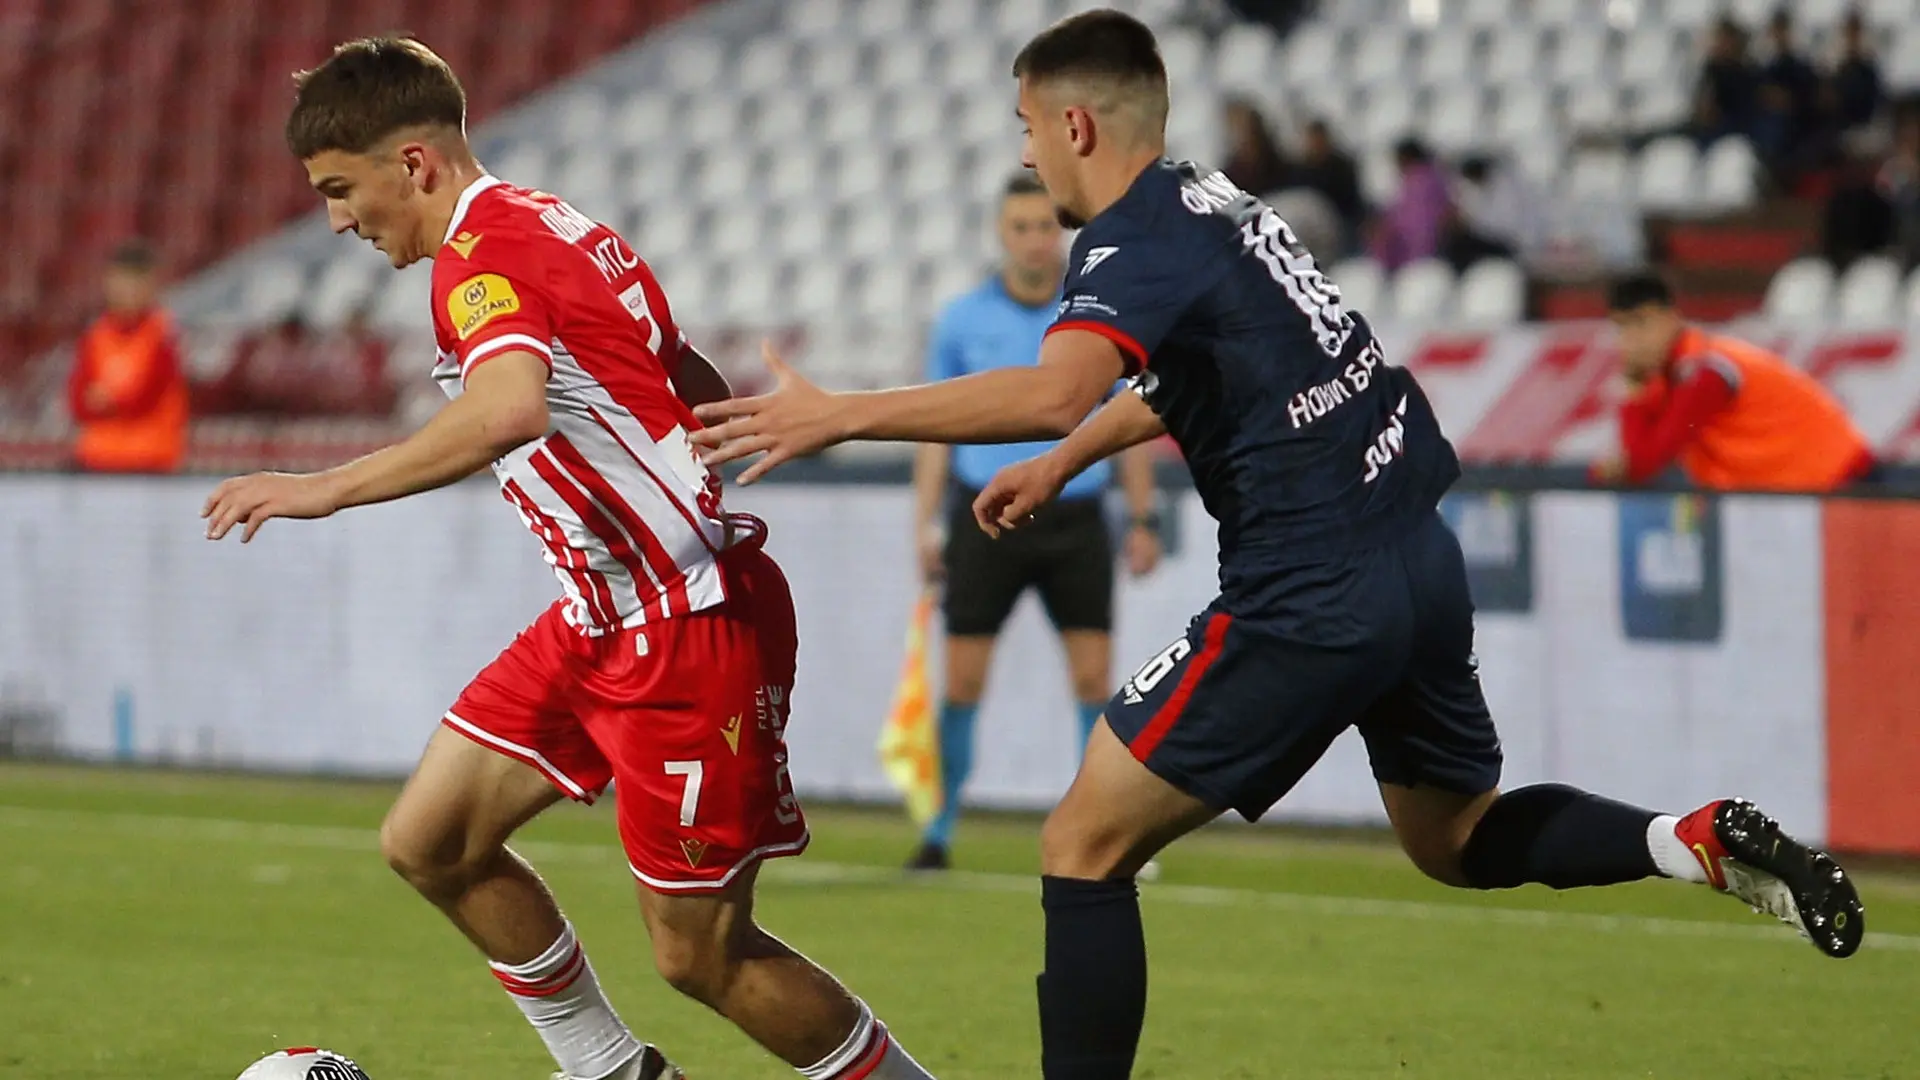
[202,471,343,542]
[689,341,850,485]
[917,523,945,585]
[972,455,1068,538]
[1589,456,1627,485]
[1124,523,1162,577]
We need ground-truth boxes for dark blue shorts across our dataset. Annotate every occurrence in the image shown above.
[1104,510,1501,821]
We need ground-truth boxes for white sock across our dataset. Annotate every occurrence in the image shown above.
[798,999,936,1080]
[1647,814,1710,883]
[490,921,646,1080]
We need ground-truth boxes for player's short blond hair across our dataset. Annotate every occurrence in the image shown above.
[285,36,466,158]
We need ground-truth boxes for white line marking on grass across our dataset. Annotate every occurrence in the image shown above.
[5,804,1914,953]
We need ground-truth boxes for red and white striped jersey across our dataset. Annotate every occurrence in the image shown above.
[429,176,755,634]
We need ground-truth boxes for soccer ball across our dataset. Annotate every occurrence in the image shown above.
[236,1048,372,1080]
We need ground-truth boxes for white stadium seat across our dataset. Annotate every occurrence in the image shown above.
[1215,22,1281,91]
[820,94,880,148]
[611,93,671,150]
[1280,23,1341,90]
[1494,89,1554,144]
[1618,27,1683,89]
[766,148,824,206]
[1427,88,1487,154]
[302,252,384,329]
[1635,136,1700,215]
[1419,28,1479,88]
[1701,136,1760,211]
[873,37,932,90]
[802,39,862,92]
[369,260,431,332]
[1764,258,1837,324]
[1565,85,1624,135]
[1331,258,1386,321]
[784,0,847,38]
[1456,259,1526,325]
[1390,258,1456,323]
[775,203,833,263]
[1550,29,1614,88]
[1484,26,1543,88]
[660,36,724,90]
[1835,256,1902,324]
[733,38,798,98]
[1565,149,1634,202]
[1352,28,1410,86]
[1459,0,1514,27]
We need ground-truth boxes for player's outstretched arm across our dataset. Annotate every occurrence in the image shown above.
[202,351,549,542]
[973,389,1166,538]
[690,330,1129,484]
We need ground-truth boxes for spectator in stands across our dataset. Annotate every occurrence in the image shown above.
[67,241,189,473]
[1290,118,1365,247]
[1754,9,1825,186]
[1831,8,1884,131]
[1444,154,1545,271]
[1697,15,1759,140]
[1592,273,1875,492]
[1220,97,1288,198]
[1760,10,1820,133]
[1875,106,1920,266]
[1369,136,1450,271]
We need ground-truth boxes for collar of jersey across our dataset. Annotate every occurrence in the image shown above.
[444,174,506,246]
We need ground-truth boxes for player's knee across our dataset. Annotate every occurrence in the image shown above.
[1400,839,1471,888]
[1039,805,1135,880]
[379,812,477,900]
[647,923,738,1006]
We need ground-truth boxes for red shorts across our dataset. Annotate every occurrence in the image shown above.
[444,545,808,892]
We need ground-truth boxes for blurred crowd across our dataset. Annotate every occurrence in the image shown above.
[1217,100,1549,274]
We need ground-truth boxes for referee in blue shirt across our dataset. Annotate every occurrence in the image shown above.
[907,172,1162,870]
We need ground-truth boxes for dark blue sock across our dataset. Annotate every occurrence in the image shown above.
[1074,701,1104,759]
[924,701,978,848]
[1460,783,1660,890]
[1038,875,1145,1080]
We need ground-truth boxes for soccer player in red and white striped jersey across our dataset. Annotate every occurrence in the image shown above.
[202,37,933,1080]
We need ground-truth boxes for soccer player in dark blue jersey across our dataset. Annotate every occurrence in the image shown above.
[692,10,1864,1078]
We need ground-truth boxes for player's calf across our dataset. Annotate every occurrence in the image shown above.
[638,875,938,1079]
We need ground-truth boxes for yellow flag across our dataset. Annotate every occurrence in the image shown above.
[878,590,941,826]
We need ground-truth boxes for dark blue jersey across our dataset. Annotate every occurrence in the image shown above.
[1048,160,1461,612]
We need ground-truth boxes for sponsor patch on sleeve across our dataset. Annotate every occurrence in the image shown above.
[447,273,521,341]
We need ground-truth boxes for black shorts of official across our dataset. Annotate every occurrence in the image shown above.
[943,489,1113,637]
[1103,509,1502,821]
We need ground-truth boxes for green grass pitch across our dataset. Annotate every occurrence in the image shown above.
[3,762,1917,1079]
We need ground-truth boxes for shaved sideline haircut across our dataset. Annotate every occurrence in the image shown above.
[1012,8,1170,137]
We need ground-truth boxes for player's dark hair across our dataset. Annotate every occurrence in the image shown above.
[108,239,156,271]
[1011,9,1167,91]
[286,36,466,158]
[1606,272,1676,311]
[1003,171,1048,199]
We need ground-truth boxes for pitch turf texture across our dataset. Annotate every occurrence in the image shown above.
[3,764,1917,1079]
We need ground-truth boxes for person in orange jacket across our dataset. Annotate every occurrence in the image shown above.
[68,241,189,473]
[1592,273,1876,492]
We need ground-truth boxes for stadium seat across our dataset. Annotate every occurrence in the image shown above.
[236,259,309,326]
[1419,27,1479,88]
[791,265,850,322]
[1495,88,1554,144]
[1566,149,1635,202]
[1359,87,1424,149]
[821,94,881,148]
[1390,258,1456,323]
[1456,259,1527,324]
[1550,29,1614,89]
[660,36,725,91]
[1352,28,1411,86]
[1280,23,1341,90]
[1427,88,1488,154]
[1565,85,1624,135]
[1215,22,1281,92]
[1701,137,1760,211]
[887,91,947,145]
[851,0,914,43]
[553,152,617,222]
[1629,81,1692,130]
[938,37,1000,92]
[1157,27,1210,93]
[1484,26,1543,88]
[1764,258,1837,324]
[1835,256,1902,323]
[873,37,931,90]
[552,89,613,153]
[611,93,671,150]
[1618,27,1684,89]
[370,261,433,332]
[801,38,863,92]
[784,0,846,38]
[753,91,817,151]
[1636,136,1701,214]
[708,206,765,263]
[1331,258,1386,321]
[1459,0,1514,26]
[734,38,798,98]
